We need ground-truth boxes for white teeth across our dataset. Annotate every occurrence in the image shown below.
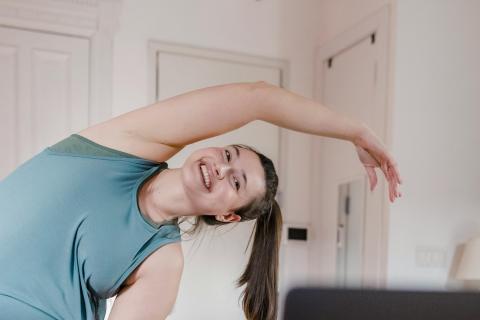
[200,164,211,189]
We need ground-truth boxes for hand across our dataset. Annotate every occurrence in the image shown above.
[354,125,403,203]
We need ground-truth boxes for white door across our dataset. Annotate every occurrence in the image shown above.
[103,41,287,320]
[155,43,284,320]
[336,178,367,288]
[312,8,390,288]
[0,27,89,179]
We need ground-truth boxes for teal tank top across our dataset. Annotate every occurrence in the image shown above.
[0,134,181,320]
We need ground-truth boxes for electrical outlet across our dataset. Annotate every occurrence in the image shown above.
[415,246,447,268]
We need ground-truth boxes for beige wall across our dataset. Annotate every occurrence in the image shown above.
[110,0,480,316]
[388,0,480,289]
[112,0,322,226]
[110,0,323,317]
[308,0,396,285]
[312,0,480,290]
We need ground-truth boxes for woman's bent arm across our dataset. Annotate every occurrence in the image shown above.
[80,81,364,154]
[82,80,395,164]
[79,81,400,202]
[81,82,259,148]
[140,81,367,145]
[254,81,366,143]
[127,81,367,146]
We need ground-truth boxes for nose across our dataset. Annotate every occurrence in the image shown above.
[216,163,233,180]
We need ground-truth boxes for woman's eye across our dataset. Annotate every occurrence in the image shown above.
[225,150,231,162]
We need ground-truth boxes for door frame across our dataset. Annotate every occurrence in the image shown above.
[0,0,122,125]
[311,5,393,287]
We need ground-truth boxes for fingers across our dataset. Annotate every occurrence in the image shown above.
[382,153,403,201]
[389,172,396,202]
[388,161,402,198]
[380,161,389,184]
[387,165,402,202]
[393,164,402,184]
[367,163,402,202]
[359,144,403,202]
[386,154,402,185]
[380,162,401,203]
[365,166,377,191]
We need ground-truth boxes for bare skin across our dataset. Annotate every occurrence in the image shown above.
[78,81,402,319]
[134,145,267,225]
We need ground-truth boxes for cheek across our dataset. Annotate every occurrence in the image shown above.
[184,161,225,199]
[215,185,239,206]
[182,159,238,209]
[182,161,204,196]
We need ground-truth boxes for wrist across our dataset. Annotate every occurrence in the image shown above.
[351,122,369,146]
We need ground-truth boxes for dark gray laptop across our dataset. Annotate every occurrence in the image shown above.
[283,287,480,320]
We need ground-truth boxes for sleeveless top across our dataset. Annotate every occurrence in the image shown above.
[0,134,181,320]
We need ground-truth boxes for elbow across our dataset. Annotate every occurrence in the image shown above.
[252,80,274,91]
[242,80,275,94]
[249,80,277,121]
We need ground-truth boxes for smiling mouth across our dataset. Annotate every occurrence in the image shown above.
[199,162,211,191]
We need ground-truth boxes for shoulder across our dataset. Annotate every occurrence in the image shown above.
[123,241,183,287]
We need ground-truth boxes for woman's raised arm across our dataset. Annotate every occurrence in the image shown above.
[81,81,362,152]
[79,81,401,202]
[79,82,260,161]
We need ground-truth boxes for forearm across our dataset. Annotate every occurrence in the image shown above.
[254,82,366,143]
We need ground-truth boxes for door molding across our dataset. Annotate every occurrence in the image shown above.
[311,5,392,288]
[0,0,121,125]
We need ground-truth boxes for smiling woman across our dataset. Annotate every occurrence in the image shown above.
[180,142,281,320]
[0,81,401,320]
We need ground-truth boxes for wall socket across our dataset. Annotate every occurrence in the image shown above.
[415,246,447,268]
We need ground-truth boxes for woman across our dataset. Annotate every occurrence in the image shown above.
[0,81,401,320]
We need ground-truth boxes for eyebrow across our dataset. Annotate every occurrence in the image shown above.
[232,145,247,189]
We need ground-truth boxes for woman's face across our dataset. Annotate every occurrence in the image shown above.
[181,145,266,221]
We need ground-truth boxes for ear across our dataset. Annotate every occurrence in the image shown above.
[215,212,241,223]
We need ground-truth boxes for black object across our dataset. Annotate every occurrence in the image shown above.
[283,287,480,320]
[287,227,307,241]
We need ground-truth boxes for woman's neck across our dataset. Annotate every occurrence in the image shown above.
[137,168,194,224]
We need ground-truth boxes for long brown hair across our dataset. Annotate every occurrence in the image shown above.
[179,144,283,320]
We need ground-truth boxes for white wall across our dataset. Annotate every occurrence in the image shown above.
[312,0,480,290]
[112,0,321,224]
[109,0,480,317]
[308,0,396,284]
[314,0,394,43]
[388,0,480,290]
[110,0,323,318]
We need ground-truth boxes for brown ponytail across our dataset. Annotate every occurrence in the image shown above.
[236,200,283,320]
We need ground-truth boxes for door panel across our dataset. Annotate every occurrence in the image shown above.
[143,42,285,320]
[323,36,376,288]
[0,45,17,179]
[0,26,89,179]
[314,21,388,287]
[155,50,281,170]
